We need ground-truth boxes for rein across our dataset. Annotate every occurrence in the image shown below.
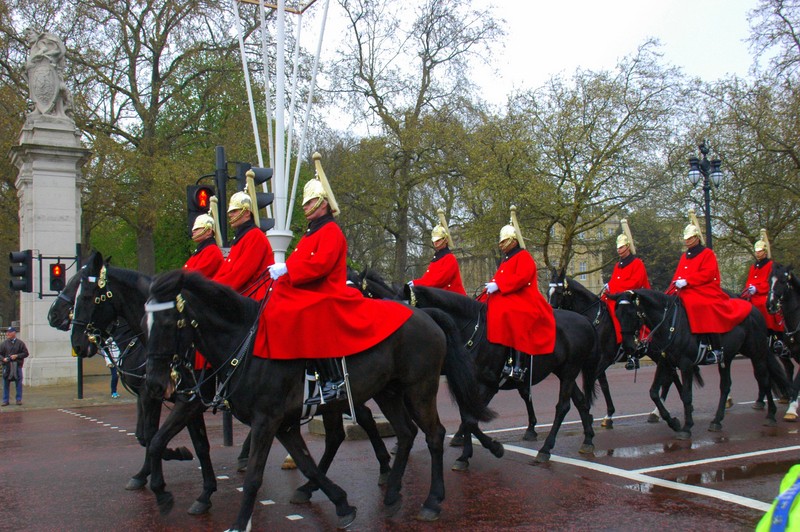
[625,294,680,357]
[549,281,605,326]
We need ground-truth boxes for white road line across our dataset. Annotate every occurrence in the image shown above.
[500,443,772,512]
[634,445,800,474]
[477,411,652,435]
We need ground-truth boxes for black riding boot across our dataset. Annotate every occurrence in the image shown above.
[625,352,640,371]
[305,358,347,405]
[703,334,723,365]
[771,331,789,358]
[502,350,526,382]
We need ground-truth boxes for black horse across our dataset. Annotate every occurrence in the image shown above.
[47,267,83,331]
[547,272,686,427]
[69,252,220,514]
[608,289,791,439]
[144,269,493,530]
[766,263,800,421]
[406,284,599,466]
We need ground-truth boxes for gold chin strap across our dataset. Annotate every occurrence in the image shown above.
[305,197,324,218]
[229,208,247,225]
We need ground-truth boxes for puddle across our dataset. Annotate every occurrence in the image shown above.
[661,458,798,486]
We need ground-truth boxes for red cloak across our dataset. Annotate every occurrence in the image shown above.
[413,248,467,295]
[671,246,751,334]
[212,224,274,301]
[183,239,223,279]
[481,248,556,355]
[603,255,650,343]
[255,219,412,359]
[745,259,784,331]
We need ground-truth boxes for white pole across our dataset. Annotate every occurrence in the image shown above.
[283,14,304,197]
[274,0,286,231]
[286,0,330,227]
[258,0,275,220]
[231,0,264,168]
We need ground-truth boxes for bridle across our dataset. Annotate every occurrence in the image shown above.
[770,270,800,341]
[548,279,605,327]
[144,287,266,412]
[617,291,680,358]
[72,265,116,350]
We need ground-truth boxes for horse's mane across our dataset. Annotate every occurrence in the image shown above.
[412,285,484,317]
[632,288,675,307]
[151,270,258,323]
[108,265,151,288]
[565,276,599,302]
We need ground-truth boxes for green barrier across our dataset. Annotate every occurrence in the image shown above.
[758,464,800,532]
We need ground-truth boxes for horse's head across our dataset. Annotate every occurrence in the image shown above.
[71,252,116,358]
[606,290,643,356]
[47,269,84,331]
[547,269,569,309]
[768,264,794,314]
[144,270,196,401]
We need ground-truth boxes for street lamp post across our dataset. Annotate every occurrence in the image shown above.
[687,140,723,249]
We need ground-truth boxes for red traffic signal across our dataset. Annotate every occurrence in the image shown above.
[50,262,66,292]
[195,187,211,209]
[186,185,216,237]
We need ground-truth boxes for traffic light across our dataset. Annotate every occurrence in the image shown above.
[246,167,275,231]
[186,184,215,236]
[9,250,33,293]
[49,262,66,292]
[234,162,252,192]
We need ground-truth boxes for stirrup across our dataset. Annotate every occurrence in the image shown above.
[703,350,722,365]
[773,339,789,358]
[509,366,527,382]
[625,356,640,371]
[501,357,514,378]
[305,381,346,406]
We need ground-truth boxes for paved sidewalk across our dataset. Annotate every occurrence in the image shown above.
[0,374,137,412]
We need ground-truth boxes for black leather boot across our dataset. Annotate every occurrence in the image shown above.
[305,358,347,405]
[625,355,640,371]
[510,351,527,382]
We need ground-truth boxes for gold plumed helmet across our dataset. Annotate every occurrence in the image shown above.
[192,214,214,232]
[683,224,701,240]
[431,225,448,243]
[616,234,629,249]
[499,224,517,243]
[302,178,326,206]
[754,240,767,252]
[227,191,252,212]
[309,152,340,216]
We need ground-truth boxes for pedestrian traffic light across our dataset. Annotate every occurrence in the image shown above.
[49,262,66,292]
[9,250,33,293]
[245,167,275,231]
[186,184,216,237]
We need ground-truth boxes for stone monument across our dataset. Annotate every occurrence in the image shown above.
[9,28,90,385]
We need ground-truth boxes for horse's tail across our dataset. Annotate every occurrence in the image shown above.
[582,325,600,409]
[423,308,496,423]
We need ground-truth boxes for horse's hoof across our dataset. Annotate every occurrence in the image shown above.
[534,452,551,464]
[188,500,211,515]
[281,456,297,470]
[337,508,357,529]
[522,430,538,441]
[378,471,390,486]
[726,397,734,408]
[177,446,194,461]
[125,477,147,491]
[451,459,469,472]
[779,396,790,405]
[647,413,660,423]
[157,493,175,516]
[579,443,594,454]
[675,431,692,441]
[600,418,613,429]
[708,423,722,432]
[237,458,248,472]
[668,419,682,432]
[449,434,465,447]
[290,489,312,505]
[491,441,504,458]
[415,507,441,522]
[784,413,798,422]
[764,418,778,427]
[752,401,766,411]
[384,496,402,518]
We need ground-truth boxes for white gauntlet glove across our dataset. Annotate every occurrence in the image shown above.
[675,279,687,289]
[485,282,499,294]
[748,285,757,295]
[268,262,288,280]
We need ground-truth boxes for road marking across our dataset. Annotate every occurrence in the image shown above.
[477,411,652,435]
[500,443,771,512]
[634,445,800,474]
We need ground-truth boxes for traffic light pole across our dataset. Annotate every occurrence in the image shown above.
[215,146,229,248]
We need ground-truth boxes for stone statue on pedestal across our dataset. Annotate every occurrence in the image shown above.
[23,27,73,120]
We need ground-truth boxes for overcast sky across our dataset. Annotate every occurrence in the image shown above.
[470,0,760,104]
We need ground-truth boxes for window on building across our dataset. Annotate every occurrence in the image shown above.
[579,261,587,280]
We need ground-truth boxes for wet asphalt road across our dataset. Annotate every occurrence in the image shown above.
[1,357,795,531]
